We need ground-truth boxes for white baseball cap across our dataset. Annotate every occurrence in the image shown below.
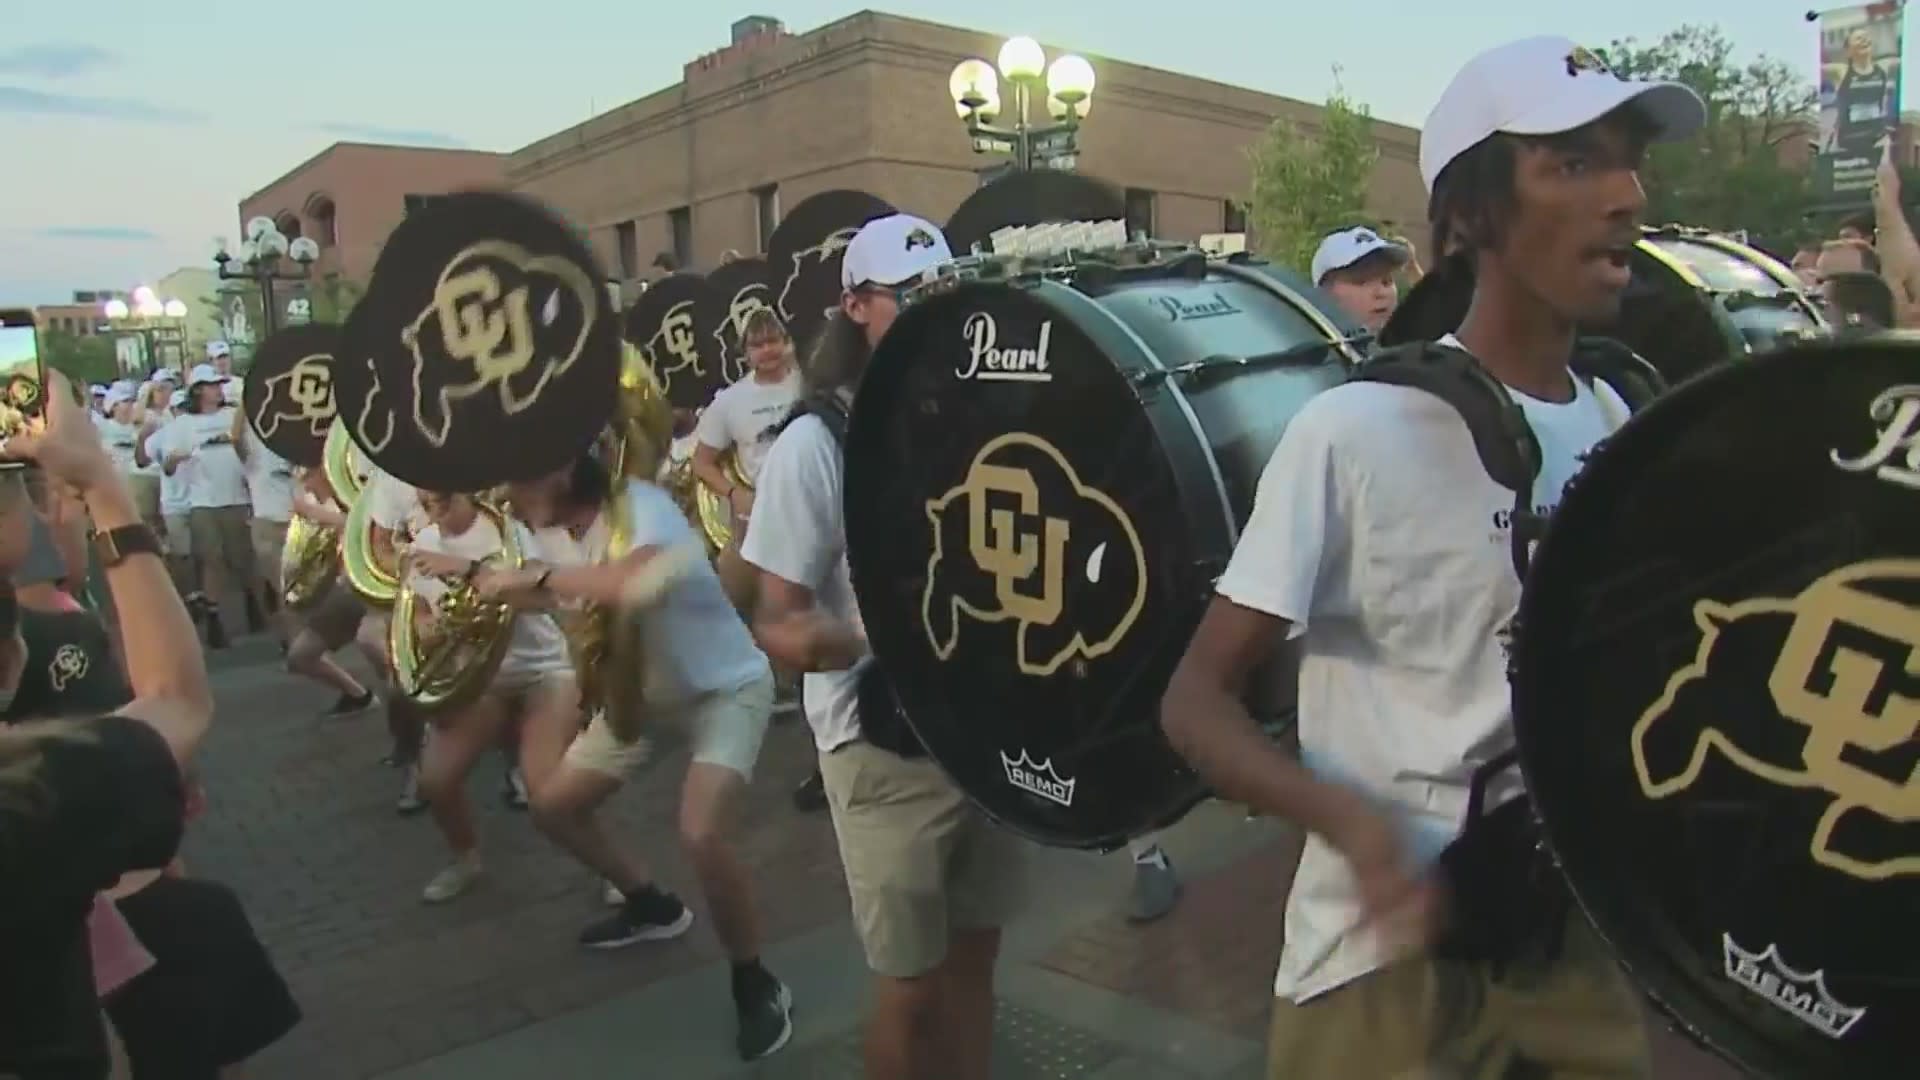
[153,367,179,384]
[206,340,232,360]
[188,363,224,387]
[104,383,137,408]
[840,214,953,290]
[1420,36,1706,192]
[1311,227,1410,285]
[168,389,187,409]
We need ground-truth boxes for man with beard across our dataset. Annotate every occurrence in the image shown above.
[1160,36,1704,1078]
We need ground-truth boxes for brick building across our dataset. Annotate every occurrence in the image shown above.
[34,289,127,337]
[507,11,1425,282]
[236,143,507,283]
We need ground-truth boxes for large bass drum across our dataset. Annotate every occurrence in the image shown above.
[844,245,1365,850]
[1512,338,1920,1078]
[1384,226,1827,384]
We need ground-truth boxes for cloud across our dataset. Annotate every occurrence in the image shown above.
[34,226,161,243]
[0,44,117,80]
[0,86,201,124]
[316,122,468,149]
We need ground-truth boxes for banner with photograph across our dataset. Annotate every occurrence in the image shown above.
[1814,1,1907,205]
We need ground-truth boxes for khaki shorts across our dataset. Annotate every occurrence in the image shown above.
[566,670,773,779]
[820,739,1028,978]
[188,505,254,581]
[163,513,192,558]
[302,587,365,650]
[126,474,160,525]
[1266,913,1649,1079]
[250,517,288,589]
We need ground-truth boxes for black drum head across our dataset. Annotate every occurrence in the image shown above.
[334,190,618,491]
[243,322,340,467]
[844,281,1203,850]
[624,272,723,410]
[702,258,777,385]
[943,171,1126,256]
[765,189,894,353]
[1512,338,1920,1077]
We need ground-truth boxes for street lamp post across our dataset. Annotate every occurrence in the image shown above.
[103,288,191,375]
[949,37,1097,174]
[214,217,320,341]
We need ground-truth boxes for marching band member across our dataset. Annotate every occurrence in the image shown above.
[1161,36,1702,1078]
[281,468,378,720]
[478,448,796,1062]
[692,308,800,609]
[400,490,575,903]
[356,465,436,813]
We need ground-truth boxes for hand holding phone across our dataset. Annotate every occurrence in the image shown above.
[0,309,47,460]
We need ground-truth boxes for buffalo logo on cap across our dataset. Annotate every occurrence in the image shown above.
[906,226,939,251]
[400,238,599,448]
[1565,46,1617,79]
[779,227,860,324]
[48,643,89,692]
[1633,559,1920,881]
[714,287,776,384]
[256,352,336,441]
[642,299,704,395]
[920,432,1147,677]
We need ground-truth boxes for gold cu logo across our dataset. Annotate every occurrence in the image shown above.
[48,643,88,691]
[715,290,774,383]
[257,353,335,440]
[921,432,1147,677]
[644,300,702,393]
[401,239,596,448]
[1634,559,1920,880]
[779,227,859,325]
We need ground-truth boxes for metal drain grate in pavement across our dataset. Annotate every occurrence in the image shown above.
[754,1000,1127,1078]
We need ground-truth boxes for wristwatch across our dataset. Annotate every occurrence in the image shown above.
[93,524,162,567]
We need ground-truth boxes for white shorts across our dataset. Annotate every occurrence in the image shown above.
[564,670,773,780]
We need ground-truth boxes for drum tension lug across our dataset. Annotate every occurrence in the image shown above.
[1133,340,1348,390]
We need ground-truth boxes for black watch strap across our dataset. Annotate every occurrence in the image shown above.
[94,524,161,567]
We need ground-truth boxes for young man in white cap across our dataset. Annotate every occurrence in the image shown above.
[205,341,241,405]
[1160,36,1704,1078]
[1310,226,1411,334]
[149,364,261,646]
[746,213,1027,1080]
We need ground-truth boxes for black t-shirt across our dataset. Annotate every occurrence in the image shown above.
[0,715,185,1078]
[3,609,131,726]
[1837,64,1894,149]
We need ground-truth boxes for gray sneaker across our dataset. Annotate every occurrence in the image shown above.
[1127,848,1182,923]
[396,763,426,816]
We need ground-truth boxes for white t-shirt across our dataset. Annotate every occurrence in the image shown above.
[1217,341,1628,1005]
[410,513,571,679]
[242,427,296,522]
[365,469,426,537]
[619,479,769,706]
[143,426,189,516]
[153,410,250,510]
[96,418,142,475]
[740,414,863,752]
[694,369,800,485]
[220,375,241,406]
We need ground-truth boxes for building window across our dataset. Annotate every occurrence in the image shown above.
[274,213,302,240]
[308,195,339,248]
[616,221,638,279]
[753,185,780,252]
[669,206,693,268]
[1223,200,1247,234]
[1124,188,1156,238]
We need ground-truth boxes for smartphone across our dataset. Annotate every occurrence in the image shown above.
[0,309,47,468]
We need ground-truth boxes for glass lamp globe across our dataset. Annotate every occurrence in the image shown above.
[949,58,998,113]
[135,298,163,318]
[164,299,188,318]
[103,299,130,320]
[288,237,320,264]
[997,36,1045,81]
[245,216,276,242]
[256,229,290,259]
[1046,54,1096,106]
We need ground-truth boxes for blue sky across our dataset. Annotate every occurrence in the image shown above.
[0,0,1896,305]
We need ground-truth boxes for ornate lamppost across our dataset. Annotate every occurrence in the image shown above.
[102,287,190,375]
[214,216,320,342]
[949,36,1096,174]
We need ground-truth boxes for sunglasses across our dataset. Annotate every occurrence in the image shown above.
[853,282,912,304]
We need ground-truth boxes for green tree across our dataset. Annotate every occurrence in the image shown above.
[1601,26,1817,247]
[1243,82,1380,273]
[308,273,365,324]
[39,330,120,385]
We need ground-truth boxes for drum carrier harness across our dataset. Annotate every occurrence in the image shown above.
[777,388,927,760]
[1348,336,1665,975]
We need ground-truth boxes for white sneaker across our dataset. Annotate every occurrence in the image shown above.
[602,879,625,906]
[422,855,483,904]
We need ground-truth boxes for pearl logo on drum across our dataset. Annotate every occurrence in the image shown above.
[1722,935,1866,1038]
[957,312,1053,382]
[1000,749,1076,807]
[1830,385,1920,490]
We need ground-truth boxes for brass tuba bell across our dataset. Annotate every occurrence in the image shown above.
[281,421,359,611]
[389,498,525,712]
[335,415,402,608]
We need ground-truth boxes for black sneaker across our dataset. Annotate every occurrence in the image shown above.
[792,770,827,813]
[578,886,694,949]
[202,605,229,650]
[325,689,377,718]
[733,970,794,1061]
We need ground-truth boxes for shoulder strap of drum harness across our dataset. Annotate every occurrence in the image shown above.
[778,389,927,760]
[1346,336,1664,976]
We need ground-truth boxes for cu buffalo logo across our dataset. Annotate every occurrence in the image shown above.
[1633,559,1920,881]
[920,432,1147,677]
[48,643,89,692]
[778,227,859,326]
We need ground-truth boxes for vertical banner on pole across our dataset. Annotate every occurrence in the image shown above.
[1814,1,1907,206]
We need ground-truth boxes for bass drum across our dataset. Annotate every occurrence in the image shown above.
[844,249,1365,850]
[1512,338,1920,1078]
[1383,226,1827,384]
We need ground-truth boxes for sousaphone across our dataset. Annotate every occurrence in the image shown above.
[333,190,621,710]
[691,256,781,557]
[245,323,345,611]
[764,188,895,356]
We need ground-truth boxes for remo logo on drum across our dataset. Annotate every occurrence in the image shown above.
[920,431,1147,678]
[1631,558,1920,882]
[957,312,1054,382]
